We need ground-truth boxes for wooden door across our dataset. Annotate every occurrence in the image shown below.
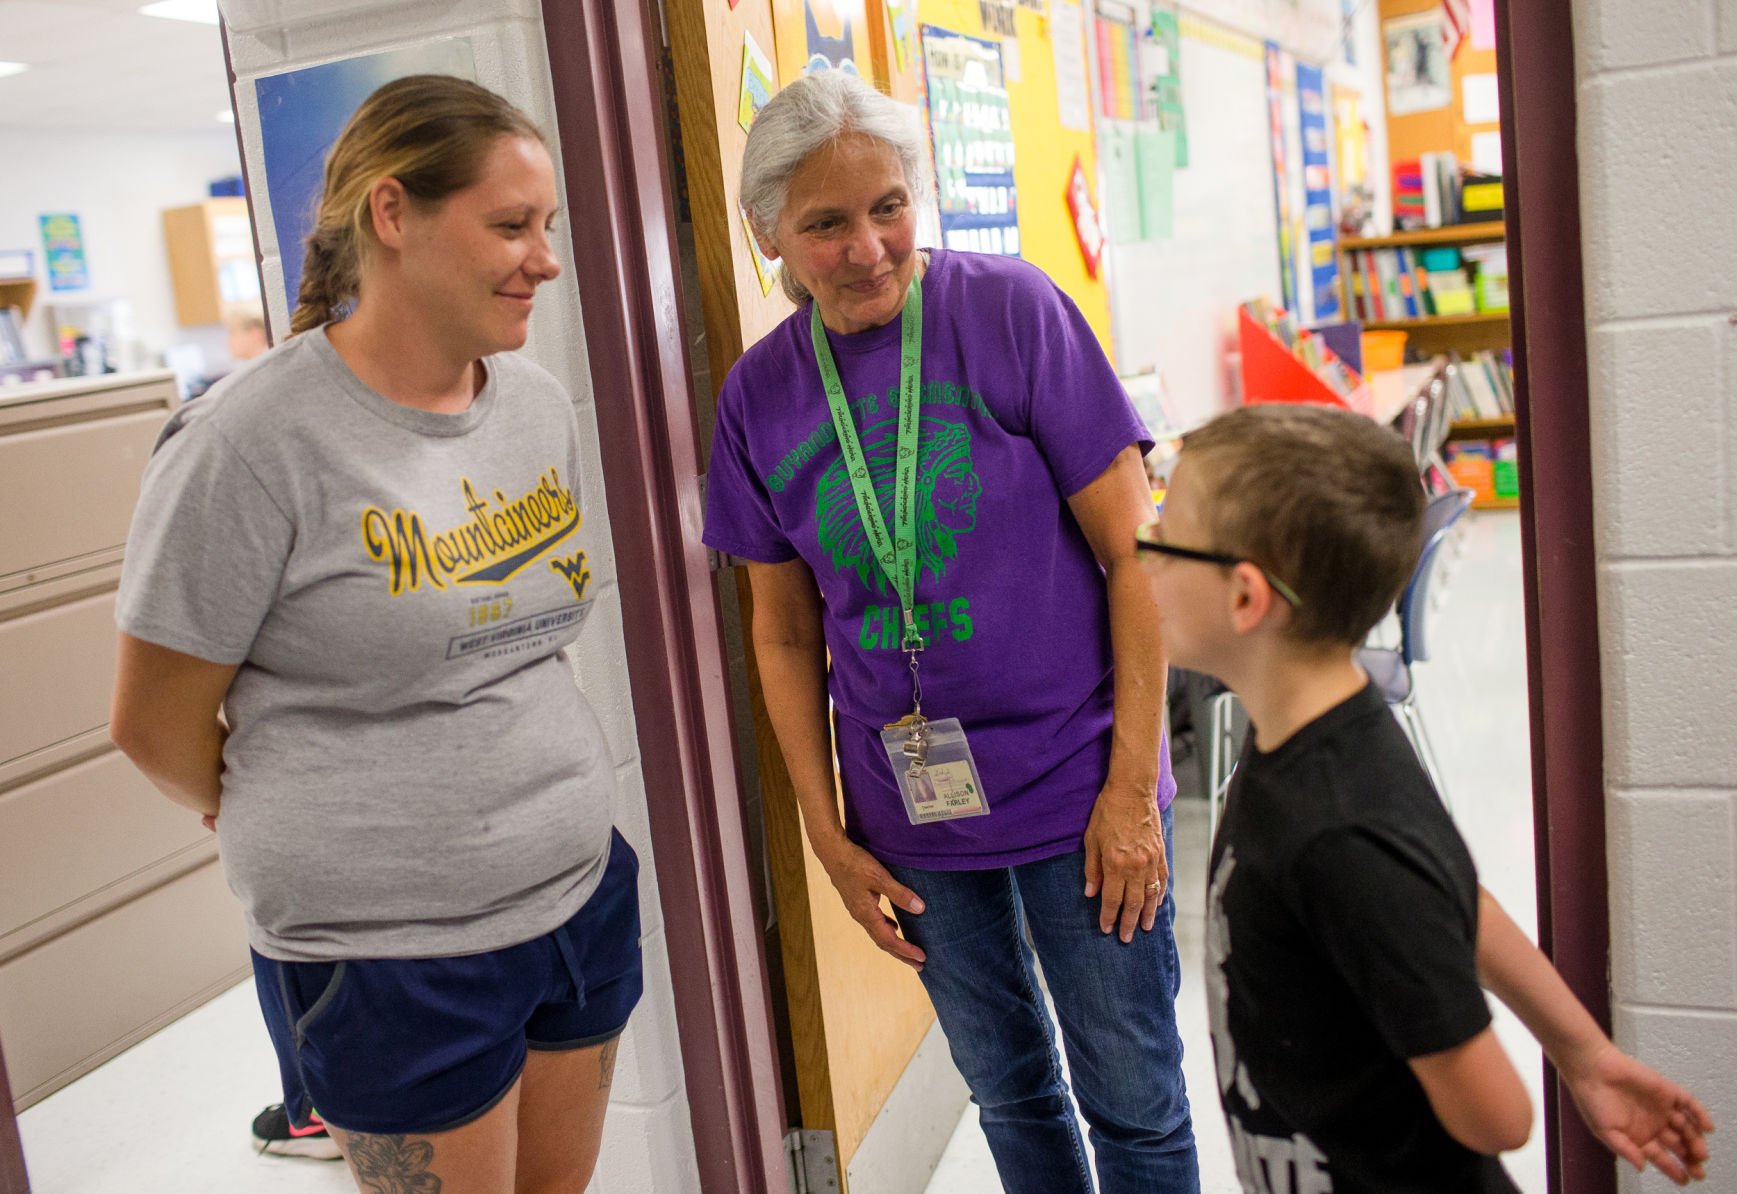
[665,2,941,1187]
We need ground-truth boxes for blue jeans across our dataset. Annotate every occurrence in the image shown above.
[887,807,1199,1194]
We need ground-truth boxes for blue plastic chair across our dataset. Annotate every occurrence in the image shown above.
[1205,487,1475,838]
[1353,487,1474,804]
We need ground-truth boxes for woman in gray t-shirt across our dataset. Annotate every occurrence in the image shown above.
[112,75,639,1190]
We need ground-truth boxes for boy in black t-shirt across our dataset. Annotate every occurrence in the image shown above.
[1137,404,1712,1192]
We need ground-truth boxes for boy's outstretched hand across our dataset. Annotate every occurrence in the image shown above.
[1476,887,1715,1184]
[1562,1041,1713,1185]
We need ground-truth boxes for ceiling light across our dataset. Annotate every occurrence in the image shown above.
[0,62,30,79]
[139,0,220,24]
[217,109,235,123]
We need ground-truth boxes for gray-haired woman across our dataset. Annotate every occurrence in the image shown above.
[703,70,1199,1193]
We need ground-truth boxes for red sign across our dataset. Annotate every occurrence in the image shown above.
[1064,155,1104,278]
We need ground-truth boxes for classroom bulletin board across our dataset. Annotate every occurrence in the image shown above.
[1378,0,1501,172]
[916,0,1115,353]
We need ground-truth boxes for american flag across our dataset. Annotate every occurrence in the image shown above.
[1441,0,1472,59]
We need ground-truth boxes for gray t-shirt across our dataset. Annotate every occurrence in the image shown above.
[118,328,615,962]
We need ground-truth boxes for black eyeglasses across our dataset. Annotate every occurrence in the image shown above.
[1135,521,1304,609]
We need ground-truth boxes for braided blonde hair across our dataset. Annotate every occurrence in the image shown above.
[289,75,544,335]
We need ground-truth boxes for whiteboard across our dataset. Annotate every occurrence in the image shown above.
[1107,20,1280,428]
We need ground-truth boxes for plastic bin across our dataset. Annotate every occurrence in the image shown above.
[1360,329,1408,372]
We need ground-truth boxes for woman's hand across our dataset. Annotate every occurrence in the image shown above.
[813,835,927,971]
[1083,783,1167,943]
[1561,1040,1713,1184]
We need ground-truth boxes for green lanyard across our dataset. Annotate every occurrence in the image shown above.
[810,275,925,655]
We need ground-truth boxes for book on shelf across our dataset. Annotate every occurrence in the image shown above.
[1443,349,1515,421]
[1444,437,1519,503]
[1345,247,1450,321]
[1392,153,1461,230]
[1393,161,1426,227]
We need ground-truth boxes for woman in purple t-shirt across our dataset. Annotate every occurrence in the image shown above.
[702,71,1198,1193]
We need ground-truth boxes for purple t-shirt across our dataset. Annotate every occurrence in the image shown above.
[703,250,1175,869]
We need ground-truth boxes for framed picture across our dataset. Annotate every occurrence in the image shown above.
[1384,12,1452,116]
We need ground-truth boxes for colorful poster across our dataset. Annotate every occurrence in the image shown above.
[1148,8,1187,168]
[1264,42,1297,315]
[1331,84,1367,194]
[738,30,775,132]
[1296,61,1339,322]
[38,213,88,292]
[772,0,870,83]
[254,39,476,317]
[805,0,860,75]
[921,26,1020,257]
[1094,7,1139,121]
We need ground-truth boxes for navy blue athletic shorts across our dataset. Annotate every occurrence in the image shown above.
[251,827,642,1137]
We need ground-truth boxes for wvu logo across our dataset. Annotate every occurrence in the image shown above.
[361,467,581,597]
[549,551,592,601]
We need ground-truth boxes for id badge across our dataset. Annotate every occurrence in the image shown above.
[879,716,990,825]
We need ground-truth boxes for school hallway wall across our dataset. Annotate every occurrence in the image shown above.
[1572,1,1737,1189]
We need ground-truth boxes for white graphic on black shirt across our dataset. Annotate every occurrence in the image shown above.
[1209,845,1336,1194]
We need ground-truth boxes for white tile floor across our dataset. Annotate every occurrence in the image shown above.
[16,512,1542,1194]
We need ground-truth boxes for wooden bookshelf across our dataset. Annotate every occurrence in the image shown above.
[1340,220,1507,251]
[1445,414,1517,442]
[0,277,36,319]
[1366,312,1511,355]
[1340,222,1520,512]
[1341,222,1512,355]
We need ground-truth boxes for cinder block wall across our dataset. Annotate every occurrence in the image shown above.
[1574,2,1737,1189]
[215,2,699,1189]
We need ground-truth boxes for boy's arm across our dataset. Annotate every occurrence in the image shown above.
[1408,1027,1533,1155]
[1476,886,1714,1184]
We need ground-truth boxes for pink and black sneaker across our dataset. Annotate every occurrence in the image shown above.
[250,1103,341,1161]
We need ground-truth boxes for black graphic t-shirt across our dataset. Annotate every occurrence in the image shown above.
[1206,683,1519,1193]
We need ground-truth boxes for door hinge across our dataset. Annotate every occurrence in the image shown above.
[784,1128,839,1194]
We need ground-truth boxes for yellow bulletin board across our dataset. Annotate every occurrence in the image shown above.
[914,0,1114,356]
[771,0,877,83]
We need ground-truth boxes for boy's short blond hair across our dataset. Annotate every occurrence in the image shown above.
[1180,404,1426,647]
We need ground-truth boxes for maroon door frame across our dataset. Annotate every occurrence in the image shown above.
[1495,2,1613,1192]
[0,1033,27,1193]
[540,3,788,1190]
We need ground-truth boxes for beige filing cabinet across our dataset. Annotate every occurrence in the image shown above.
[0,371,249,1110]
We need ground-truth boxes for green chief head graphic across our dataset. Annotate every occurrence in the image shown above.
[816,416,982,594]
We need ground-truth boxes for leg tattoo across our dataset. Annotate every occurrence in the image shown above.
[347,1133,443,1193]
